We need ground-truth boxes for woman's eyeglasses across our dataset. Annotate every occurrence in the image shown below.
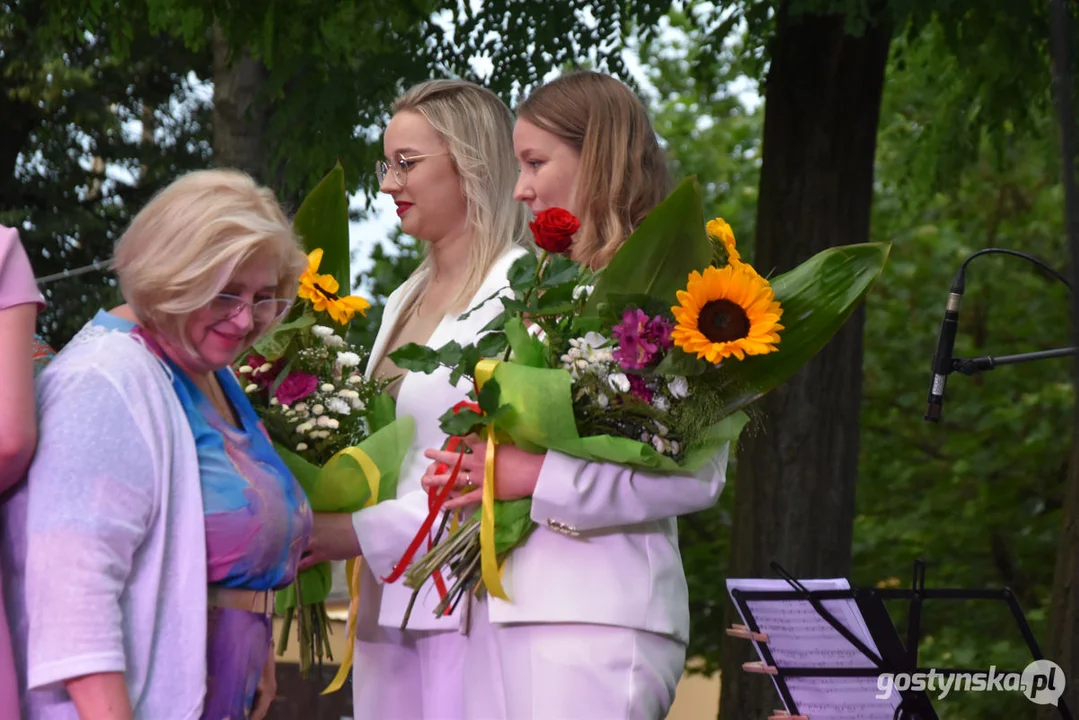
[208,294,292,326]
[375,151,448,187]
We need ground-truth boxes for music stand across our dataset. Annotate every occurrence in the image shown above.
[727,560,1073,720]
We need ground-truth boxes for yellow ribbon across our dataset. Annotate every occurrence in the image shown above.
[322,447,381,695]
[474,360,509,601]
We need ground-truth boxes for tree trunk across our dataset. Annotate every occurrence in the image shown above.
[718,5,892,719]
[211,24,268,182]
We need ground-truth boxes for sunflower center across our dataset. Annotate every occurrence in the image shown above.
[314,282,339,301]
[699,299,750,343]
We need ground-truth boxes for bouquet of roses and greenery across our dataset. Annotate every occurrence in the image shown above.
[236,164,414,681]
[388,176,889,622]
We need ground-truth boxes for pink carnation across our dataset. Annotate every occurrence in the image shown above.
[274,371,319,406]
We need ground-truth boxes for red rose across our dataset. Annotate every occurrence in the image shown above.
[529,207,580,254]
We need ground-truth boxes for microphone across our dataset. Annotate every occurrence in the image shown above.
[924,272,966,423]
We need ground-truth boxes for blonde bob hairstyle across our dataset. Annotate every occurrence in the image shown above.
[392,79,533,312]
[113,169,307,348]
[517,71,672,269]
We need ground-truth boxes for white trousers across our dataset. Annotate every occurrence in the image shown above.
[351,625,468,720]
[463,600,686,720]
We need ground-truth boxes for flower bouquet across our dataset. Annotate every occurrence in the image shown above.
[388,176,890,622]
[237,164,414,684]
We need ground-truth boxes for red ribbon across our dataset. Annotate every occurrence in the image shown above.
[381,401,483,612]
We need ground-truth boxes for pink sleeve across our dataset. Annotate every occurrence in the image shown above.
[0,225,44,312]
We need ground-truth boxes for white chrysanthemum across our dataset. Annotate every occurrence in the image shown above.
[320,383,336,392]
[597,394,609,408]
[311,404,325,415]
[654,396,670,411]
[296,421,315,434]
[670,441,681,455]
[258,362,274,374]
[324,334,346,348]
[668,376,689,399]
[269,397,279,406]
[346,375,363,386]
[238,365,253,374]
[311,325,334,338]
[294,402,308,412]
[312,429,331,439]
[326,398,351,415]
[607,373,631,393]
[651,435,668,454]
[244,383,259,393]
[335,352,361,367]
[316,415,335,428]
[296,442,308,452]
[351,397,366,411]
[337,389,360,400]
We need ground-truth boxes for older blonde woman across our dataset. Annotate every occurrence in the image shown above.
[299,80,533,719]
[8,170,311,720]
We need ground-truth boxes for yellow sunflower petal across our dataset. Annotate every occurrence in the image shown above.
[671,263,784,364]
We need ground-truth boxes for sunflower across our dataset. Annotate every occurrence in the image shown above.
[671,264,784,364]
[298,249,371,325]
[706,218,740,266]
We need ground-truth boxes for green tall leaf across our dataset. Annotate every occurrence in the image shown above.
[292,162,351,294]
[584,176,713,314]
[711,242,891,418]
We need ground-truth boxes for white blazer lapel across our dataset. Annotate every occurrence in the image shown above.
[364,280,421,380]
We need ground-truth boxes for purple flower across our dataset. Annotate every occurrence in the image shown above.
[612,308,658,370]
[645,316,674,350]
[628,375,654,404]
[274,371,319,406]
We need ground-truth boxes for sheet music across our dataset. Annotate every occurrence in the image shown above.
[727,578,901,719]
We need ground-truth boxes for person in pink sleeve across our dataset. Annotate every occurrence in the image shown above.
[0,224,45,718]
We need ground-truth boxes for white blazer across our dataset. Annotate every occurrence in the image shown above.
[353,246,729,642]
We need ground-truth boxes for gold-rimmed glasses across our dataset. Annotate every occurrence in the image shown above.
[375,151,448,187]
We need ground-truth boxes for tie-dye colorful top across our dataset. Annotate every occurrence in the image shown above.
[165,355,312,590]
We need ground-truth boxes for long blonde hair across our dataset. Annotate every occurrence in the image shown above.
[393,80,532,312]
[517,71,672,269]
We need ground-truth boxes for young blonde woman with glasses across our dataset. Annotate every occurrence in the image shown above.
[299,79,532,719]
[6,169,311,720]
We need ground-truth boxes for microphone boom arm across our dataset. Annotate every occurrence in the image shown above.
[950,347,1079,376]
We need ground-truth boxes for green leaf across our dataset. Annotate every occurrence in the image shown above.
[653,346,709,377]
[293,162,351,295]
[477,377,501,415]
[439,407,487,437]
[505,317,546,368]
[710,243,891,417]
[253,314,316,361]
[449,344,481,386]
[540,255,583,288]
[476,331,509,357]
[584,177,712,314]
[389,343,440,374]
[437,340,464,366]
[480,313,507,333]
[508,252,539,289]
